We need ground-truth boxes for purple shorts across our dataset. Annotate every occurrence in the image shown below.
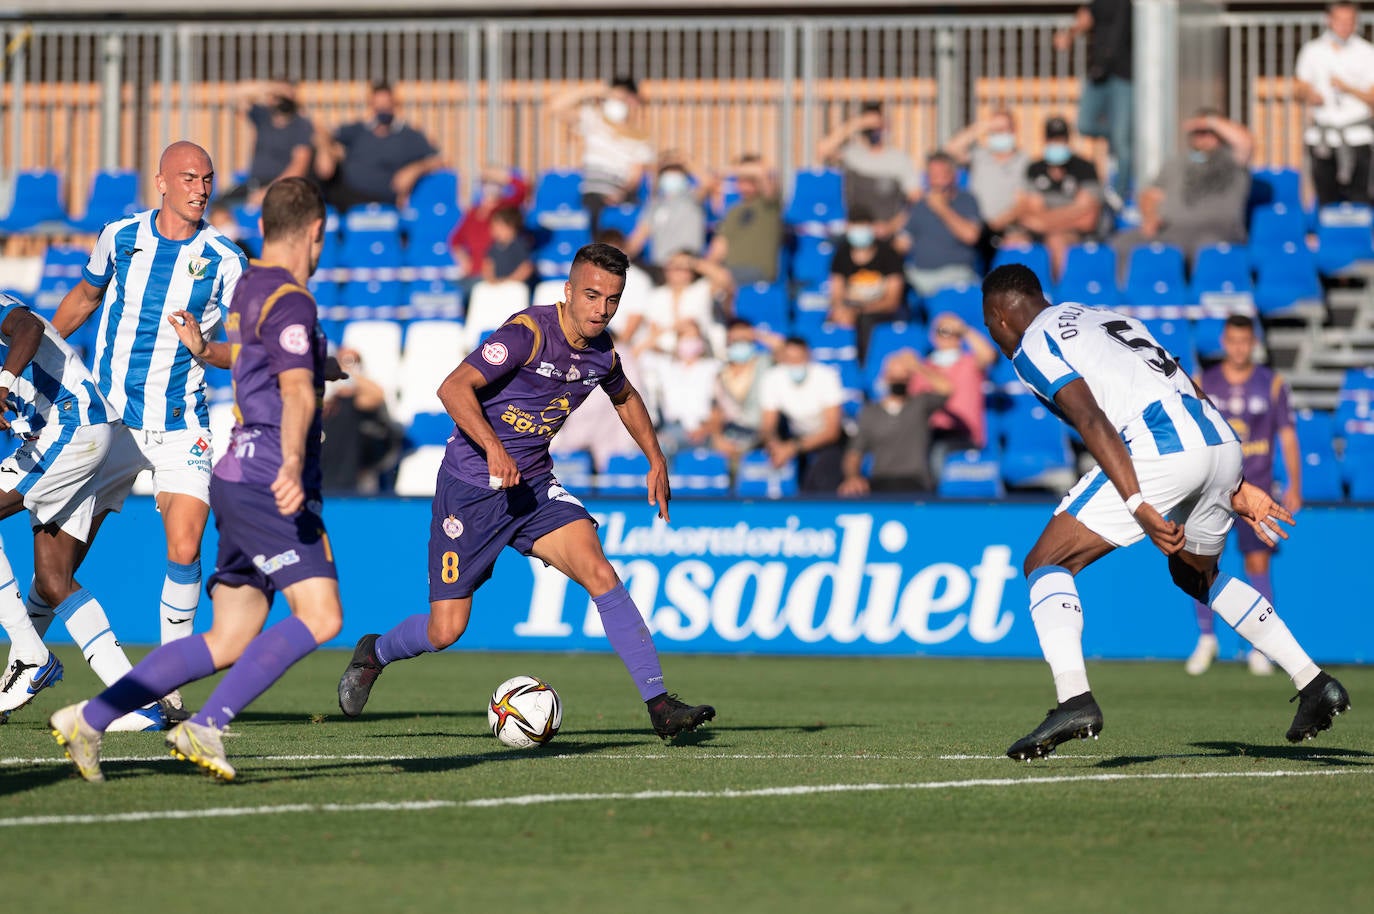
[1232,518,1269,555]
[208,477,337,598]
[429,469,593,601]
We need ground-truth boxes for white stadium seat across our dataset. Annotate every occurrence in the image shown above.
[531,278,566,308]
[393,445,446,496]
[341,319,404,411]
[463,280,530,349]
[396,320,468,423]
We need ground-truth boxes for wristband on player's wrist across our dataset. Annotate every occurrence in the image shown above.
[1124,492,1144,515]
[0,369,16,390]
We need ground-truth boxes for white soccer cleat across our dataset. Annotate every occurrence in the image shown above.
[166,720,235,781]
[0,652,64,717]
[1185,634,1218,676]
[1248,649,1275,676]
[106,704,167,732]
[49,701,104,783]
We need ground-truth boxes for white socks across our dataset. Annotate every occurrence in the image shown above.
[0,545,46,665]
[160,560,201,643]
[1208,573,1319,690]
[54,588,133,687]
[1028,565,1091,703]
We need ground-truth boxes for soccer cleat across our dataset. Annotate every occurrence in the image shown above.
[647,692,715,741]
[49,702,104,783]
[1286,672,1351,743]
[0,652,64,720]
[1185,634,1218,676]
[107,704,168,732]
[338,633,383,717]
[1247,650,1275,677]
[1006,693,1104,761]
[160,689,191,724]
[167,720,236,781]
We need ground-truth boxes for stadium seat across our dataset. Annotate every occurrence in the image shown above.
[531,278,567,308]
[1335,394,1374,437]
[67,169,140,233]
[1191,243,1255,314]
[993,242,1053,293]
[1342,435,1374,500]
[783,167,845,237]
[0,170,68,232]
[1342,366,1374,393]
[403,238,464,319]
[1123,243,1188,303]
[1301,450,1345,502]
[937,448,1005,498]
[734,449,798,499]
[863,321,929,391]
[1248,203,1308,264]
[208,402,236,467]
[927,284,982,327]
[999,398,1074,490]
[1057,242,1117,293]
[1143,318,1198,377]
[1053,277,1119,308]
[401,169,460,244]
[393,445,446,496]
[790,235,836,286]
[1314,203,1374,275]
[340,278,405,321]
[343,202,402,235]
[406,411,454,447]
[341,319,404,408]
[1295,407,1336,450]
[671,449,731,497]
[534,228,592,279]
[464,280,531,348]
[1253,242,1324,319]
[803,323,857,366]
[597,202,642,238]
[599,453,652,496]
[1249,167,1303,211]
[735,282,790,333]
[396,319,467,422]
[551,450,596,492]
[529,170,588,231]
[1191,317,1227,362]
[31,245,89,315]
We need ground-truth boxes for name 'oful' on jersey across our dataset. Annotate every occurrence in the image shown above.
[1012,303,1236,457]
[81,210,247,432]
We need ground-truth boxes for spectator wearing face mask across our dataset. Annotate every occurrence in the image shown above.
[839,348,952,496]
[1000,116,1106,277]
[894,151,983,299]
[706,155,784,286]
[626,154,712,276]
[943,107,1030,258]
[222,78,315,206]
[313,80,443,210]
[448,165,530,283]
[651,320,722,458]
[909,313,999,469]
[622,250,734,360]
[816,100,921,239]
[550,75,655,235]
[708,318,782,466]
[827,207,905,364]
[759,336,846,493]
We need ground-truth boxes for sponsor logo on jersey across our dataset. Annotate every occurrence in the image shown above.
[189,436,210,457]
[280,324,311,355]
[482,341,509,365]
[252,550,301,575]
[565,364,581,382]
[443,514,464,539]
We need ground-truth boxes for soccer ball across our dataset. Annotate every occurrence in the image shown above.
[488,675,562,749]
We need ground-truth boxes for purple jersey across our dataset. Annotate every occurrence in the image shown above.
[1199,363,1293,490]
[213,262,327,490]
[442,304,629,487]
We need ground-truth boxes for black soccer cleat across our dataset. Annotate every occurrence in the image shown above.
[647,692,715,741]
[158,698,191,725]
[1286,672,1351,743]
[338,634,384,717]
[1006,692,1104,761]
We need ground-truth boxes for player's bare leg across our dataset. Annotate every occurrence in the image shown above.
[338,596,472,717]
[1008,512,1114,760]
[531,520,715,740]
[156,491,212,720]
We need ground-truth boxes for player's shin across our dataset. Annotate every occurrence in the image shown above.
[593,584,666,701]
[55,588,134,685]
[374,613,438,664]
[82,635,216,732]
[1208,573,1319,689]
[1028,566,1091,703]
[26,588,54,637]
[0,545,47,665]
[160,560,201,643]
[189,616,318,729]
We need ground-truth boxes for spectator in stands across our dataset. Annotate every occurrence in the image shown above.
[1056,0,1134,201]
[911,312,998,469]
[943,107,1030,258]
[709,318,782,467]
[481,207,534,285]
[839,348,952,496]
[895,151,983,299]
[706,155,784,286]
[827,206,905,364]
[449,165,530,283]
[1113,110,1253,264]
[624,250,734,359]
[626,153,712,277]
[652,321,721,458]
[321,347,402,494]
[221,78,314,206]
[1000,116,1106,277]
[759,336,846,493]
[549,75,655,235]
[206,202,254,258]
[314,80,442,210]
[550,347,645,472]
[1295,1,1374,206]
[816,100,921,239]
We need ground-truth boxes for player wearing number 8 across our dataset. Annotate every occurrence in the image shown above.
[981,265,1350,760]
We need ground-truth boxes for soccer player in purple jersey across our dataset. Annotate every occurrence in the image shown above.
[338,243,715,741]
[1185,315,1303,676]
[51,177,341,782]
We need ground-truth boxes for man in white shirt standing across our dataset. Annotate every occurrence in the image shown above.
[1295,2,1374,205]
[759,337,845,493]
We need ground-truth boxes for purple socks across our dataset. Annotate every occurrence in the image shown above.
[189,616,320,729]
[594,584,665,702]
[83,635,216,732]
[375,614,438,665]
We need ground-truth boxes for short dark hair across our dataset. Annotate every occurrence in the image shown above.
[610,75,639,96]
[848,205,875,224]
[370,80,393,95]
[260,177,325,242]
[726,317,755,332]
[860,99,883,113]
[571,242,629,277]
[491,206,522,229]
[782,335,810,350]
[1224,314,1256,332]
[927,151,956,168]
[593,228,627,247]
[982,263,1044,302]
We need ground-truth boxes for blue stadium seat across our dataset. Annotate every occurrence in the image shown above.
[1335,395,1374,437]
[401,170,460,244]
[1191,317,1227,362]
[0,170,68,232]
[340,278,405,320]
[343,202,402,235]
[927,284,982,327]
[552,450,596,492]
[992,242,1053,292]
[863,321,929,391]
[534,228,591,279]
[804,324,858,365]
[734,282,790,333]
[1253,242,1324,319]
[1342,366,1374,392]
[1249,167,1303,211]
[1302,451,1345,502]
[671,449,731,497]
[734,449,799,499]
[1123,243,1189,303]
[406,411,454,447]
[999,398,1074,489]
[1143,318,1198,377]
[597,202,642,238]
[598,453,651,496]
[528,170,588,231]
[791,235,836,286]
[407,279,464,321]
[31,245,89,315]
[68,169,140,233]
[937,448,1005,499]
[342,204,404,282]
[1342,436,1374,500]
[1053,277,1119,308]
[1314,203,1374,275]
[1248,202,1308,261]
[784,168,846,237]
[1295,407,1335,450]
[1058,242,1117,293]
[309,276,340,313]
[1191,243,1255,310]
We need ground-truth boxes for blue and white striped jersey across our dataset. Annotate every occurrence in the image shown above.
[1013,303,1236,458]
[0,293,112,432]
[82,210,246,431]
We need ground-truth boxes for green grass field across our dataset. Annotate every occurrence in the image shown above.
[3,648,1372,913]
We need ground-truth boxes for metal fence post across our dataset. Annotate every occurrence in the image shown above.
[484,21,502,172]
[177,24,193,143]
[935,25,961,146]
[780,22,797,189]
[100,33,123,172]
[159,27,174,154]
[1134,0,1180,192]
[800,20,816,173]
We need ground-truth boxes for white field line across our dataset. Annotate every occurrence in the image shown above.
[0,767,1369,829]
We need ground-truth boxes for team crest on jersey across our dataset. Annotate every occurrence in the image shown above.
[565,364,581,382]
[280,324,311,355]
[482,341,509,365]
[442,515,464,539]
[186,256,210,279]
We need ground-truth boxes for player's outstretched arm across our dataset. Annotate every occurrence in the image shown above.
[273,367,315,516]
[1054,378,1185,555]
[52,280,105,339]
[438,362,520,489]
[0,307,46,431]
[610,383,671,522]
[1231,479,1295,549]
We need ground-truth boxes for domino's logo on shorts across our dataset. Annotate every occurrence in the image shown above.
[253,550,301,575]
[189,436,210,457]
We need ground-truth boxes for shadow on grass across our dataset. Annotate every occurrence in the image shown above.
[0,759,177,793]
[1094,740,1374,769]
[233,710,487,725]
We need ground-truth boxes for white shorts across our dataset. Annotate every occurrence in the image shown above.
[1055,441,1242,556]
[93,425,215,514]
[0,422,113,542]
